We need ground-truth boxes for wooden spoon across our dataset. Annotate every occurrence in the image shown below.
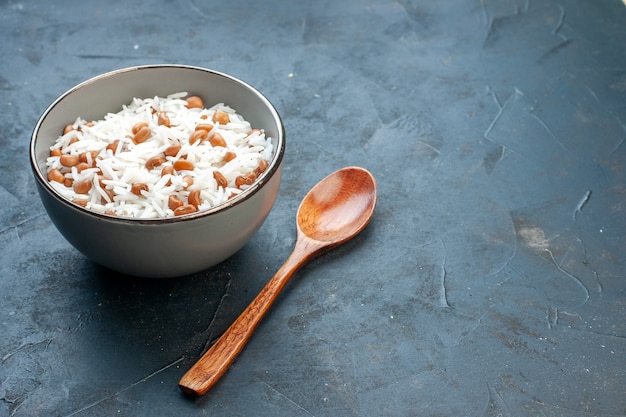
[179,166,377,396]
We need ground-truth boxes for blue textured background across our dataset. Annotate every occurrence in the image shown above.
[1,1,625,415]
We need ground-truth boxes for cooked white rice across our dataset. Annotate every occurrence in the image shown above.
[45,92,274,219]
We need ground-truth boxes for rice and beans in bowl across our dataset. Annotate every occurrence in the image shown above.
[45,92,273,219]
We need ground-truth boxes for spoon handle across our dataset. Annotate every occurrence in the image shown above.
[178,236,323,396]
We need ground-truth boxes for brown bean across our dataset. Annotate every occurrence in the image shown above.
[131,183,149,196]
[63,124,75,135]
[78,152,89,163]
[168,195,184,210]
[255,159,269,175]
[76,162,91,173]
[102,188,115,204]
[73,179,92,194]
[104,210,116,216]
[50,148,62,157]
[145,156,166,170]
[47,168,65,183]
[132,121,149,135]
[185,96,204,109]
[73,198,88,207]
[64,178,74,188]
[133,125,151,144]
[182,175,194,189]
[97,175,107,188]
[161,165,175,177]
[247,129,262,137]
[161,166,174,186]
[173,159,195,171]
[209,132,226,147]
[235,173,256,189]
[195,123,214,132]
[212,110,230,125]
[60,154,80,167]
[79,151,98,166]
[174,204,198,216]
[164,144,181,157]
[223,151,236,162]
[188,189,202,208]
[189,129,208,145]
[68,137,80,145]
[157,111,171,127]
[234,176,246,188]
[106,139,121,154]
[213,171,228,188]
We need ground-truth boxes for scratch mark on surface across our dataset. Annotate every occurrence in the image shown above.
[0,396,16,406]
[552,5,566,37]
[201,276,233,353]
[528,111,571,153]
[481,0,530,47]
[488,218,518,281]
[545,249,590,307]
[483,88,530,162]
[483,90,507,138]
[416,140,441,155]
[587,86,626,154]
[546,307,558,329]
[483,86,510,172]
[483,145,507,175]
[572,190,591,222]
[5,394,28,417]
[611,118,626,153]
[2,337,54,362]
[486,382,512,415]
[262,382,317,416]
[0,213,48,239]
[557,310,582,325]
[535,38,572,64]
[585,85,601,103]
[532,397,604,415]
[65,356,184,417]
[186,0,210,19]
[612,136,626,154]
[487,85,502,109]
[611,109,626,146]
[480,0,491,37]
[593,270,603,294]
[438,239,451,309]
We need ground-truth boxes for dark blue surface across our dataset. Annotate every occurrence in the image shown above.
[1,1,625,416]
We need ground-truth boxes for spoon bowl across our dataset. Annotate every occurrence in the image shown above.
[179,166,377,396]
[297,168,376,242]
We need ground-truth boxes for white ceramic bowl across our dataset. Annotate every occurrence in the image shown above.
[30,65,285,278]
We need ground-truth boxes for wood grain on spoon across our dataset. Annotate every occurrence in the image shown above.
[178,166,377,396]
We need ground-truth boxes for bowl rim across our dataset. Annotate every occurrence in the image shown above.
[30,64,285,225]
